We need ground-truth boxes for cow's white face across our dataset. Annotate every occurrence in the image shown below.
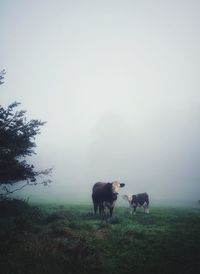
[112,181,125,193]
[123,194,133,204]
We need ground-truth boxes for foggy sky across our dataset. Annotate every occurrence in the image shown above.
[1,0,200,204]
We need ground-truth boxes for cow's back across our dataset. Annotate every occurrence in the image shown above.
[137,192,149,205]
[92,182,107,193]
[92,182,115,203]
[92,182,107,202]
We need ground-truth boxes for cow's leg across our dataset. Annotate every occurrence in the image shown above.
[93,202,98,215]
[146,204,150,214]
[102,207,112,224]
[103,204,113,224]
[133,206,137,215]
[110,206,114,218]
[99,202,103,216]
[99,202,106,217]
[99,202,109,223]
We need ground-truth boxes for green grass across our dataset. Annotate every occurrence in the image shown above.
[0,200,200,274]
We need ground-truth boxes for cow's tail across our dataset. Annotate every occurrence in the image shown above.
[146,193,149,207]
[146,193,150,213]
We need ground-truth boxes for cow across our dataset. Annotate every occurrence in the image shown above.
[123,192,149,215]
[92,181,125,222]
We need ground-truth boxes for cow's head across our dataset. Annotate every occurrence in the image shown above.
[111,181,125,193]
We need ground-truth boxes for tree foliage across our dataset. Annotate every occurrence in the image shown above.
[0,72,52,195]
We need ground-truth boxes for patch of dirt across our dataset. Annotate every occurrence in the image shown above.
[94,228,108,240]
[63,227,77,238]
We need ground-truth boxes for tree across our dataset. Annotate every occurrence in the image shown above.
[0,73,52,196]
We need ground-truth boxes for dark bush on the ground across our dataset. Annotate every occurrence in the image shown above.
[0,198,32,218]
[0,198,45,239]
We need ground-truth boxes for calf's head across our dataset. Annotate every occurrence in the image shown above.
[123,194,133,204]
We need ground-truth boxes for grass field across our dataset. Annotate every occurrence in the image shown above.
[0,200,200,274]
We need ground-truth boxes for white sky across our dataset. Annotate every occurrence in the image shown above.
[1,0,200,203]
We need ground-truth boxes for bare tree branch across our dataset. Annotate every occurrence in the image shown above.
[0,179,52,197]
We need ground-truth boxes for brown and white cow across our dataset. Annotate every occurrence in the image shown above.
[92,181,125,221]
[123,192,149,215]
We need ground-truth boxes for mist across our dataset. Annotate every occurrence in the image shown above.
[1,0,200,205]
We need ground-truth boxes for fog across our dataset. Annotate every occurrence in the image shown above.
[1,0,200,205]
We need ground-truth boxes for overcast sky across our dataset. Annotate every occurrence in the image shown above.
[1,0,200,204]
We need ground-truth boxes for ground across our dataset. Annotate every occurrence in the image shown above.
[0,200,200,274]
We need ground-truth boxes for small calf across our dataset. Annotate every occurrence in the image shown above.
[123,192,149,215]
